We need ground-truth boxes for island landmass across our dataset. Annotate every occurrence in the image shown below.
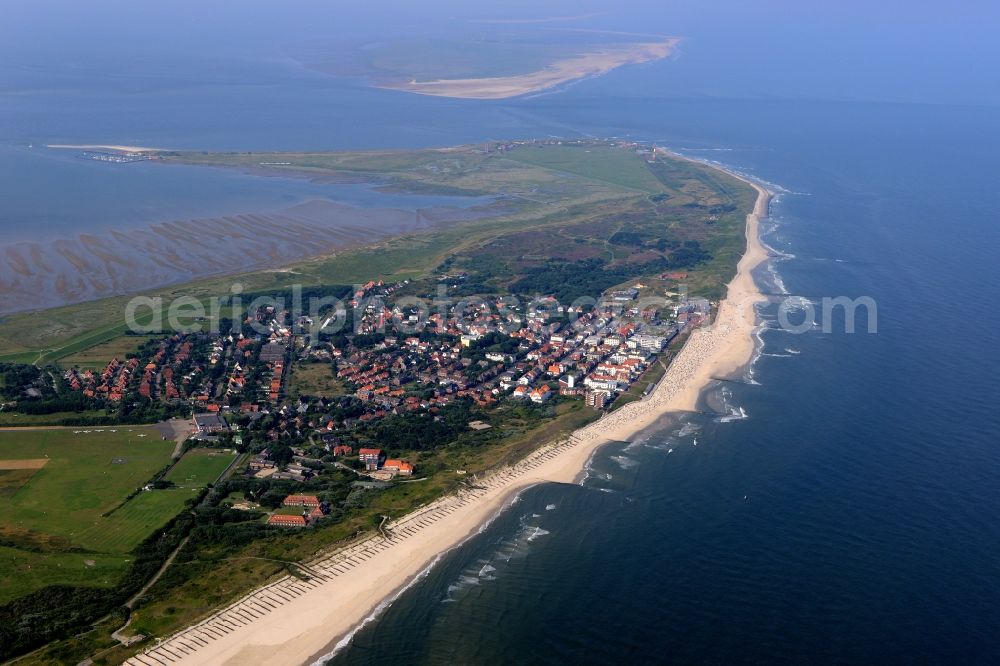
[0,142,762,665]
[125,171,769,666]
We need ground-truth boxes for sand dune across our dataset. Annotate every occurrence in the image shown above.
[124,164,770,666]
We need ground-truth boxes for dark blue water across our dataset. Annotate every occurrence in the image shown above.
[323,102,1000,664]
[4,2,1000,663]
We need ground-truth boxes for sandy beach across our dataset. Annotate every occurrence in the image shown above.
[125,163,770,666]
[380,39,679,99]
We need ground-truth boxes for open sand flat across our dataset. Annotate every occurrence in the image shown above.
[381,39,679,99]
[125,164,770,666]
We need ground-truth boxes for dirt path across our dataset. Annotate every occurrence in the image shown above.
[103,534,193,651]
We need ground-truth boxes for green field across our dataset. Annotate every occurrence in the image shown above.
[0,410,112,427]
[0,467,39,498]
[0,428,173,545]
[72,449,237,553]
[288,361,347,399]
[0,433,234,602]
[59,335,156,370]
[165,447,237,488]
[0,428,173,601]
[504,144,668,194]
[0,546,132,602]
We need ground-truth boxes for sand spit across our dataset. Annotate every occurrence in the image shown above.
[380,39,679,99]
[124,164,771,666]
[46,144,165,153]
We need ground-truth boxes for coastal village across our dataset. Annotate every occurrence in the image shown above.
[62,274,708,415]
[52,273,709,526]
[0,138,735,569]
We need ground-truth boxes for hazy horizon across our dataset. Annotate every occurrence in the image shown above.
[2,1,999,109]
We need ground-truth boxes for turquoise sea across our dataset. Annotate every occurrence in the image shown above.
[3,1,999,663]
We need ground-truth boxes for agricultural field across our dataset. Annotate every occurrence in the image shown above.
[0,430,233,602]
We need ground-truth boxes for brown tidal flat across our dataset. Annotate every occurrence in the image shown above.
[0,200,473,314]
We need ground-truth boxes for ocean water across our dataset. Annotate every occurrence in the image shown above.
[324,101,1000,664]
[4,2,1000,663]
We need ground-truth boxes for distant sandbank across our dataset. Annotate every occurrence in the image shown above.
[125,156,770,666]
[379,38,679,99]
[46,144,165,153]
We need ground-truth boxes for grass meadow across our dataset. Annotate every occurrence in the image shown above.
[0,432,234,601]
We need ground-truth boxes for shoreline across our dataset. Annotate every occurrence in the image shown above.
[125,159,771,666]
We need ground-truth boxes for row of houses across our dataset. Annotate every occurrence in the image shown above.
[64,356,140,402]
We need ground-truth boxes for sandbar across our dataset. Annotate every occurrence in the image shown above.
[379,39,679,99]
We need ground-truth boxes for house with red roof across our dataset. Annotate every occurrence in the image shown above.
[267,514,307,528]
[529,384,552,403]
[359,447,383,470]
[382,459,415,476]
[282,494,320,508]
